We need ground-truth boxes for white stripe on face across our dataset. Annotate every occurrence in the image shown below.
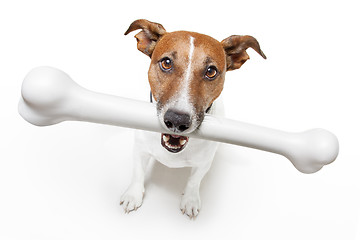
[173,36,195,112]
[184,36,195,92]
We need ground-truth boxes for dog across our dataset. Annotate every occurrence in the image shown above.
[120,19,266,219]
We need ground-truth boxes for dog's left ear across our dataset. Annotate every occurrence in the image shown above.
[221,35,266,71]
[125,19,166,57]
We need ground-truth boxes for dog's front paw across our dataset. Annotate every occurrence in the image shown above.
[120,183,144,213]
[180,191,201,219]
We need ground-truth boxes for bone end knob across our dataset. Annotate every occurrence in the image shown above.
[19,66,78,126]
[287,128,339,173]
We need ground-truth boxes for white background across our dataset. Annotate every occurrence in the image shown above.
[1,0,359,239]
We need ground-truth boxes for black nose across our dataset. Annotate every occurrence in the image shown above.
[164,109,191,132]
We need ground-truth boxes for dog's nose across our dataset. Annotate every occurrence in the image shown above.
[164,109,191,132]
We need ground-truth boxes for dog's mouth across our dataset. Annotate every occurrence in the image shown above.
[161,133,189,153]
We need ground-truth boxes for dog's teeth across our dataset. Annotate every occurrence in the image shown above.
[180,139,186,145]
[163,135,170,142]
[165,141,179,149]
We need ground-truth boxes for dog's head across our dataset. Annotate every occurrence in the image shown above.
[125,19,266,153]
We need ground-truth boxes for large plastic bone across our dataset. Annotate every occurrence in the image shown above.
[18,66,339,173]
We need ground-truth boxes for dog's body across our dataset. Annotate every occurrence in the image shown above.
[120,19,266,219]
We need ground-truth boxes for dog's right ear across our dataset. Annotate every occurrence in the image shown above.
[124,19,166,57]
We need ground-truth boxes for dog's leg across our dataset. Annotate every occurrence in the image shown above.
[120,147,151,213]
[180,161,212,219]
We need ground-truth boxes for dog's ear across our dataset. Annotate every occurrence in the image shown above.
[124,19,166,57]
[221,35,266,71]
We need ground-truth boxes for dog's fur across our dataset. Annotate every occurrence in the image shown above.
[120,19,266,219]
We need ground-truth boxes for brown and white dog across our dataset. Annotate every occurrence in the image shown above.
[120,19,266,219]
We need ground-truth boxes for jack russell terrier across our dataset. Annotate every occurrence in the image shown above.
[120,19,266,219]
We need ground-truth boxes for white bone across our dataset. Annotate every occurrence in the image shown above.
[18,66,339,174]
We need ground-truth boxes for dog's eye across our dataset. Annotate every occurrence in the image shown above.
[160,58,173,71]
[205,66,218,80]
